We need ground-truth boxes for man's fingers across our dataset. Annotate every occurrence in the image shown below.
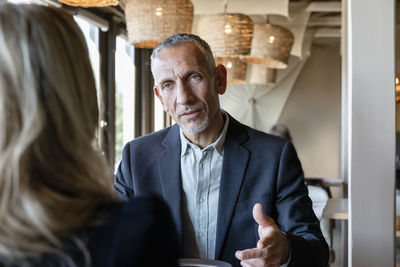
[253,203,276,228]
[257,235,275,249]
[240,258,280,267]
[236,249,281,267]
[240,259,280,267]
[239,258,264,267]
[243,204,287,266]
[235,248,268,260]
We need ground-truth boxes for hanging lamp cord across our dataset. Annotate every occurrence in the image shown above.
[223,0,227,13]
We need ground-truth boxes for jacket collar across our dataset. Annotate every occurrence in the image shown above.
[215,114,250,259]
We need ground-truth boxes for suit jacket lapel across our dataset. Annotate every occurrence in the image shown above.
[157,124,184,252]
[215,115,250,259]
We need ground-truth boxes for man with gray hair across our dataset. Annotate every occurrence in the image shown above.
[115,33,328,267]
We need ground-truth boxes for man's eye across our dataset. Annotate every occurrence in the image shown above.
[163,82,173,89]
[190,74,201,81]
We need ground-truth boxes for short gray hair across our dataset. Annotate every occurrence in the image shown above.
[150,33,216,75]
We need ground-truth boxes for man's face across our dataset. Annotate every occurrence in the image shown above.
[153,42,226,135]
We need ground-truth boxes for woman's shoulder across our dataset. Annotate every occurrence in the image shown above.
[108,194,176,246]
[119,194,171,218]
[94,194,170,225]
[88,194,174,243]
[88,194,179,267]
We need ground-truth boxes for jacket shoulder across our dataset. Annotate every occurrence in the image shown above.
[129,126,171,145]
[230,117,288,148]
[123,125,178,153]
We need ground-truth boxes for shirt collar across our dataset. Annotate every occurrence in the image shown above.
[180,111,229,157]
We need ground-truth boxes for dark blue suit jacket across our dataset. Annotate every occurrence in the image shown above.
[114,114,329,267]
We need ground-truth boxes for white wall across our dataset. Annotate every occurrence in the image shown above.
[278,43,342,179]
[345,0,395,265]
[219,42,341,180]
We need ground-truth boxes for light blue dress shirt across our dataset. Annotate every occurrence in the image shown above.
[180,114,229,259]
[180,113,290,266]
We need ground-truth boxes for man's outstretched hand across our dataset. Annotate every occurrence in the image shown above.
[235,203,290,267]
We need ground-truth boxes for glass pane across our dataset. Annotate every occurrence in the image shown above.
[115,36,135,170]
[74,17,104,151]
[74,17,101,103]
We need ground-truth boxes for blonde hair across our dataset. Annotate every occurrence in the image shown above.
[0,4,116,265]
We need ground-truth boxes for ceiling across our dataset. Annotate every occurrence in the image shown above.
[73,0,342,56]
[118,0,342,55]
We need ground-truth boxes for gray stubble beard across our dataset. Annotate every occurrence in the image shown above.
[181,117,210,135]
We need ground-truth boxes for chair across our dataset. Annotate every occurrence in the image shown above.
[307,185,331,248]
[307,185,329,220]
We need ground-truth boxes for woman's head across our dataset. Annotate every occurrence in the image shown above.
[0,4,115,264]
[0,3,99,144]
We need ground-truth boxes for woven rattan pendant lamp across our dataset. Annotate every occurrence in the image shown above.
[196,12,254,57]
[195,4,253,83]
[125,0,194,48]
[215,57,247,84]
[241,19,294,69]
[249,64,277,85]
[60,0,117,7]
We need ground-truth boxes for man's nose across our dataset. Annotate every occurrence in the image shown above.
[176,80,194,105]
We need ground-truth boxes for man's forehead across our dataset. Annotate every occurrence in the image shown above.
[155,42,202,61]
[153,43,208,74]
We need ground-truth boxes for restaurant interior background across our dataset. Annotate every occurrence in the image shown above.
[3,0,397,265]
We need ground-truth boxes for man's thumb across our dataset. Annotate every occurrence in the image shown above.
[253,203,275,227]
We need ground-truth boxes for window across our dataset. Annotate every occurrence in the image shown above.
[74,16,108,155]
[115,36,135,168]
[74,17,101,104]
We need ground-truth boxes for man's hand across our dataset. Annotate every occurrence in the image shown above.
[235,203,290,267]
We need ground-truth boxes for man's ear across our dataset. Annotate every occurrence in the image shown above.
[154,86,167,112]
[215,64,227,95]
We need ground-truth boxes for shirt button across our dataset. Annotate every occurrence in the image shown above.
[199,197,204,203]
[199,232,203,237]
